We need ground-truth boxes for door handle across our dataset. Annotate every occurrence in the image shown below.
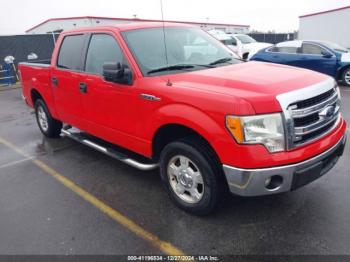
[140,94,161,102]
[79,82,88,93]
[52,77,58,87]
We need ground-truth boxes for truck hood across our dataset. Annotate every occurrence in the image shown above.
[167,61,330,114]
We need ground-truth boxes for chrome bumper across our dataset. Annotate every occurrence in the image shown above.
[223,134,347,196]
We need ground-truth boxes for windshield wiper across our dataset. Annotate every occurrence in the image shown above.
[147,64,195,75]
[209,57,233,66]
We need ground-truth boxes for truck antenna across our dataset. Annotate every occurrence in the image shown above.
[160,0,169,67]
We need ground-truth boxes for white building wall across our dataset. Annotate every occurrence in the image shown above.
[299,8,350,48]
[27,18,249,34]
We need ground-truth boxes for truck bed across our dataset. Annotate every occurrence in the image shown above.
[19,60,51,68]
[19,61,52,109]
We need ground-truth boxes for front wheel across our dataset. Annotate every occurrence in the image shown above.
[35,99,62,138]
[159,138,222,215]
[341,67,350,87]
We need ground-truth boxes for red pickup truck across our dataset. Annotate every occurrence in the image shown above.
[19,23,347,215]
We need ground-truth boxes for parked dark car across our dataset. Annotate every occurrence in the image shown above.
[251,40,350,86]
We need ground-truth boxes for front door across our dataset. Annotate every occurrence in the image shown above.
[79,33,140,149]
[294,43,337,76]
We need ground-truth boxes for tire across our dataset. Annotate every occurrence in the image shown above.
[159,137,222,215]
[341,67,350,87]
[35,99,62,138]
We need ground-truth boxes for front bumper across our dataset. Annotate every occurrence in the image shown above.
[223,134,347,196]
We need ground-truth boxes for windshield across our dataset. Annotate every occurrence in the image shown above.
[318,41,349,53]
[122,27,240,76]
[235,35,257,44]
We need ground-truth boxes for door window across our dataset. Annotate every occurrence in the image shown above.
[301,43,325,55]
[85,34,126,75]
[57,34,85,70]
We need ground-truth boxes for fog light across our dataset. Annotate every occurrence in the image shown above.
[265,175,283,190]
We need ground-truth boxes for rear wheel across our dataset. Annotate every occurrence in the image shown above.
[160,137,222,215]
[35,99,62,138]
[341,67,350,87]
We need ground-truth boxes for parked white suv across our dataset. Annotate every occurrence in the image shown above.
[229,34,272,60]
[207,30,237,49]
[207,30,271,60]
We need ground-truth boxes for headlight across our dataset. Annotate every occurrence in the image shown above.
[335,85,341,99]
[226,113,285,153]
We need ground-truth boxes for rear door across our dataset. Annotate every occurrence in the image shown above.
[51,34,87,128]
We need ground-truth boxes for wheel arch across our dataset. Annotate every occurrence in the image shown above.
[153,124,203,159]
[148,103,230,162]
[30,88,43,106]
[29,86,59,119]
[337,64,350,81]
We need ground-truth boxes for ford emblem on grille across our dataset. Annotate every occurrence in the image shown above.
[319,105,337,120]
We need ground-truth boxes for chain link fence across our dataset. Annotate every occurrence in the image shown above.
[0,34,59,85]
[248,33,297,44]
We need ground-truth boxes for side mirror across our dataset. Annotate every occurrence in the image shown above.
[103,62,133,85]
[322,51,333,58]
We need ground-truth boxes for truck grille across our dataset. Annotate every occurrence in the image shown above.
[288,87,340,148]
[276,79,341,150]
[290,88,335,109]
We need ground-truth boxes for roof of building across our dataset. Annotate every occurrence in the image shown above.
[300,5,350,18]
[62,22,195,34]
[26,16,250,33]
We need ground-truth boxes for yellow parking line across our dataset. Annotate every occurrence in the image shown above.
[0,137,185,256]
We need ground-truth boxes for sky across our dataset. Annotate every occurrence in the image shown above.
[1,0,350,34]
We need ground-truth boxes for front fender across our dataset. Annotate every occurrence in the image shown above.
[147,103,230,160]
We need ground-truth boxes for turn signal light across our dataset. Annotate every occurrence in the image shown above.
[226,116,244,143]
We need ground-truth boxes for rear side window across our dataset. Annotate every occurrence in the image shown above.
[268,46,298,54]
[278,47,298,54]
[85,34,125,75]
[57,34,85,70]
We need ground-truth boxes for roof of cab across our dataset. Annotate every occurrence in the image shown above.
[62,22,194,34]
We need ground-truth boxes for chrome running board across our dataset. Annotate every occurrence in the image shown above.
[61,127,159,171]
